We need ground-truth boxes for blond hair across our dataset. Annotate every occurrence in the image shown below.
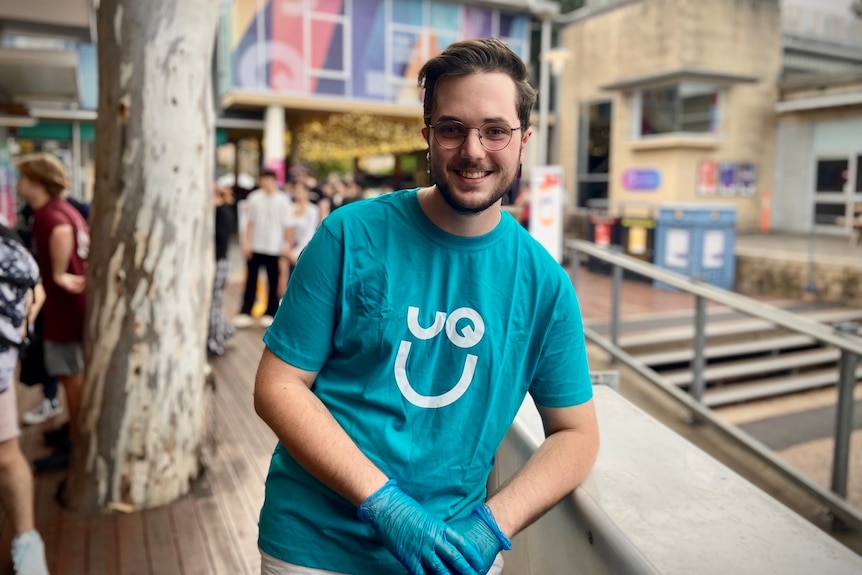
[16,153,70,198]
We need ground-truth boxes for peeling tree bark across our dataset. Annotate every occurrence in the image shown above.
[67,0,221,512]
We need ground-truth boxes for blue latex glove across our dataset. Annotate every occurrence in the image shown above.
[357,480,479,575]
[447,504,512,575]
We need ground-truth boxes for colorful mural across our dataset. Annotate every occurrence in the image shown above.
[227,0,530,104]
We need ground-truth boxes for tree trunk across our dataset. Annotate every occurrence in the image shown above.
[67,0,221,512]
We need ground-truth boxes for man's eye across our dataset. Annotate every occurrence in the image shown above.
[483,126,509,138]
[439,125,463,136]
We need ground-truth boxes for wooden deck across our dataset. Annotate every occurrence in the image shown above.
[1,279,274,575]
[0,268,700,574]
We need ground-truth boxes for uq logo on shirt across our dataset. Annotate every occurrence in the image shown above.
[393,305,485,409]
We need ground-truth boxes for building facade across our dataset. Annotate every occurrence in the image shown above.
[555,0,862,235]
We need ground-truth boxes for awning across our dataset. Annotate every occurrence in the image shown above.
[0,48,80,103]
[601,68,758,91]
[0,0,94,43]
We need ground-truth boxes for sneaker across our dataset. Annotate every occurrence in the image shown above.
[232,314,253,328]
[11,530,50,575]
[259,315,274,328]
[22,398,63,426]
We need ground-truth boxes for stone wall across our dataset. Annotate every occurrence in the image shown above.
[736,254,862,307]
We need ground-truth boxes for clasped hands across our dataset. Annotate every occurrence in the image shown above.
[357,480,511,575]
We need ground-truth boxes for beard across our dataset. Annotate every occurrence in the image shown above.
[429,156,521,215]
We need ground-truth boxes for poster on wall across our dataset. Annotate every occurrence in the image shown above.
[737,163,757,196]
[697,161,718,196]
[664,228,690,269]
[529,165,564,263]
[0,144,16,227]
[718,163,736,196]
[702,229,726,269]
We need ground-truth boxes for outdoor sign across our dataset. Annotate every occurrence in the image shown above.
[702,229,726,269]
[737,163,757,196]
[529,166,564,263]
[701,161,758,197]
[664,228,690,268]
[718,163,736,196]
[697,161,718,196]
[622,168,661,191]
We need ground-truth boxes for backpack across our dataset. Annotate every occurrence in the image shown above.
[0,225,40,351]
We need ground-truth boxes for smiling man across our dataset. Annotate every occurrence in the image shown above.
[253,38,599,575]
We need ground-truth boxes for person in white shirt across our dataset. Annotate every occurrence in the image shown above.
[234,170,294,329]
[287,180,321,279]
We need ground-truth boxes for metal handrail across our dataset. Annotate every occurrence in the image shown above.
[566,239,862,532]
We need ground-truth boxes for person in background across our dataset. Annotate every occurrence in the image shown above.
[233,170,294,330]
[0,222,51,575]
[13,197,88,428]
[15,153,89,474]
[286,180,320,280]
[208,183,236,357]
[253,38,598,575]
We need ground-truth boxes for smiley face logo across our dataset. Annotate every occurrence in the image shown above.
[393,306,485,408]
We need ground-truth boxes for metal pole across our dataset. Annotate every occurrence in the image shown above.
[805,222,817,294]
[690,295,707,404]
[570,245,579,287]
[831,322,860,501]
[610,246,623,354]
[537,15,552,167]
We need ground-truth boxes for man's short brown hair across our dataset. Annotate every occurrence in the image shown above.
[16,153,70,198]
[418,38,538,130]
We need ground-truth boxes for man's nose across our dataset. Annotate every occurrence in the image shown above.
[460,128,485,158]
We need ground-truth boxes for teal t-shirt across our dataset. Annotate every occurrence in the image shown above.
[259,189,592,574]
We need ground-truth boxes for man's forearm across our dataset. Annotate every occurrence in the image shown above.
[254,366,388,506]
[485,425,599,537]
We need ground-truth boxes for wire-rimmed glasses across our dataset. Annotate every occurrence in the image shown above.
[427,120,522,152]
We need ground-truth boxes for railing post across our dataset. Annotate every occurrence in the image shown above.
[831,322,860,505]
[569,243,579,287]
[690,294,707,406]
[609,245,623,356]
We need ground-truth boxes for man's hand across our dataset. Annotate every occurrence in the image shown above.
[54,273,86,294]
[242,244,252,261]
[448,505,511,574]
[357,480,479,575]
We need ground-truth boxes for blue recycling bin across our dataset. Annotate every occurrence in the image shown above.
[653,204,737,290]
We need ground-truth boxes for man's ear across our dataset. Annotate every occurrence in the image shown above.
[421,127,429,142]
[520,127,533,164]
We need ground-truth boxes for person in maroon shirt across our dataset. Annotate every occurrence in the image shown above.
[16,153,88,473]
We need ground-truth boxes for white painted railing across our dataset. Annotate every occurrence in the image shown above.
[490,386,862,574]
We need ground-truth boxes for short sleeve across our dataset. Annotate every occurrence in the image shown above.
[528,276,593,408]
[263,220,343,371]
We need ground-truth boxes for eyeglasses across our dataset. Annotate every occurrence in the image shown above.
[427,120,522,152]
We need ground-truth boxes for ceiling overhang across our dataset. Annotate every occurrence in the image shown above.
[0,48,80,104]
[601,69,759,91]
[0,0,94,43]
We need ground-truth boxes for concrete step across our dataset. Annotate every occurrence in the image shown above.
[633,334,817,366]
[662,348,840,387]
[703,366,862,408]
[618,308,862,349]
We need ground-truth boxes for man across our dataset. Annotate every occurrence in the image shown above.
[254,38,599,575]
[0,222,51,574]
[16,154,89,472]
[234,170,294,329]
